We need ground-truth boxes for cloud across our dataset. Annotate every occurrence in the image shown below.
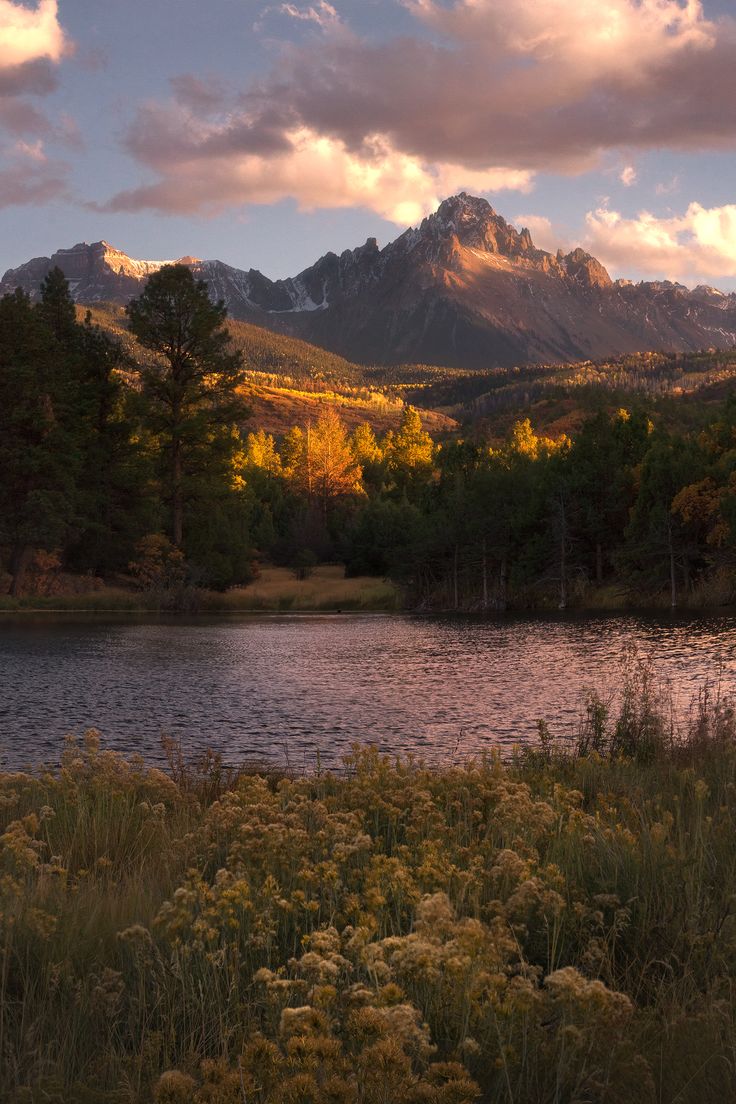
[254,0,342,33]
[169,74,229,114]
[0,0,67,70]
[0,138,67,205]
[251,0,733,169]
[103,115,532,222]
[0,0,71,144]
[655,175,680,196]
[14,137,44,161]
[106,0,736,221]
[405,0,714,76]
[0,92,49,134]
[620,165,637,187]
[0,55,56,97]
[279,2,340,27]
[584,202,736,280]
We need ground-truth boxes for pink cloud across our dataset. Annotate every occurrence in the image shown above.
[104,0,736,222]
[584,201,736,280]
[0,0,73,143]
[0,0,68,71]
[0,138,68,205]
[105,119,532,222]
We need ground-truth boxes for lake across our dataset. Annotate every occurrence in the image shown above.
[1,611,735,771]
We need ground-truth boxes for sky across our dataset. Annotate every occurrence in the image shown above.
[1,0,736,289]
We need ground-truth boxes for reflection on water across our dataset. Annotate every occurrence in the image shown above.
[0,612,735,770]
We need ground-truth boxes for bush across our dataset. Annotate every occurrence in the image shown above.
[291,548,318,580]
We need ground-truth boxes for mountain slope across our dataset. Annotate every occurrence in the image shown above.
[4,194,736,369]
[80,305,456,438]
[83,304,365,385]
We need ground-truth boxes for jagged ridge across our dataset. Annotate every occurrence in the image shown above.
[3,193,736,369]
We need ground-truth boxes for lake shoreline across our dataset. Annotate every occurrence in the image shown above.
[3,562,736,615]
[2,596,735,615]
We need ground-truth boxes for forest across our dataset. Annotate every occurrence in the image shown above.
[2,266,736,610]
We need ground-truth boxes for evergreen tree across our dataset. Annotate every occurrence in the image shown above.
[127,265,248,551]
[344,498,427,580]
[66,317,154,574]
[622,435,704,607]
[568,409,651,584]
[0,289,78,594]
[37,266,77,344]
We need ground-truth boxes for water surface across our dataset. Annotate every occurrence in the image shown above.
[1,612,735,770]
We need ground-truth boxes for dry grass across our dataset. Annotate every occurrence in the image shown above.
[0,586,149,613]
[0,568,400,613]
[240,379,456,437]
[219,564,400,612]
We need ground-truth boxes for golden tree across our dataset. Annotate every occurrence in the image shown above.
[291,409,363,519]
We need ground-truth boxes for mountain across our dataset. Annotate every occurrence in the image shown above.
[0,240,266,317]
[82,303,366,386]
[4,194,736,369]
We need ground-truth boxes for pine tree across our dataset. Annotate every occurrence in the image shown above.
[127,265,248,550]
[0,289,78,594]
[37,265,77,344]
[66,316,153,573]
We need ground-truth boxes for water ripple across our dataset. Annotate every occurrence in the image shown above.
[0,611,735,770]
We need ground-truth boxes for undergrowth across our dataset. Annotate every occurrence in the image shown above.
[2,656,736,1102]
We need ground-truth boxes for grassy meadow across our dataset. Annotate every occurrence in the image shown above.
[222,566,399,612]
[2,660,736,1102]
[0,567,400,614]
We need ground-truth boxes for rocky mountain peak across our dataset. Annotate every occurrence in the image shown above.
[436,192,496,224]
[562,247,613,290]
[2,193,735,370]
[419,192,530,256]
[691,284,727,304]
[0,239,181,304]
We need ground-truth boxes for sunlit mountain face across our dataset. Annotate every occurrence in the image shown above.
[0,1,735,295]
[4,194,736,369]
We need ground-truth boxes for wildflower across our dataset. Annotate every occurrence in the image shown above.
[279,1006,329,1038]
[153,1070,197,1103]
[118,924,154,946]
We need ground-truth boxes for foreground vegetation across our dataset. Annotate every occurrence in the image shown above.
[3,662,736,1102]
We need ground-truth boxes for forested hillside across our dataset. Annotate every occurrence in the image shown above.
[86,302,736,436]
[371,349,736,433]
[84,305,364,385]
[83,305,455,438]
[4,268,736,610]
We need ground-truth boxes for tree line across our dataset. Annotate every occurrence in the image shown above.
[240,402,736,609]
[0,265,250,596]
[3,266,736,608]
